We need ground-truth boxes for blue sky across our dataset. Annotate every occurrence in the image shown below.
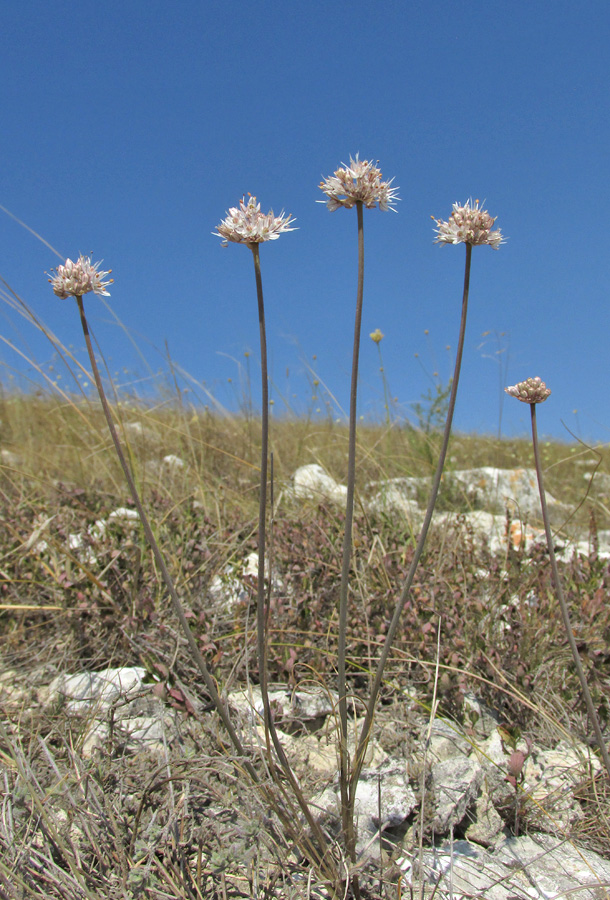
[1,1,609,443]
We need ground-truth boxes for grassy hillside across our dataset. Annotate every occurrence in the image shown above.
[2,392,610,896]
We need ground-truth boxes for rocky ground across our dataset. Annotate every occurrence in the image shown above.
[2,450,610,898]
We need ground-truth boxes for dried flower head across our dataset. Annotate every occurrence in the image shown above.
[369,328,384,344]
[214,195,296,247]
[505,377,551,404]
[48,256,113,299]
[433,199,504,249]
[319,154,399,211]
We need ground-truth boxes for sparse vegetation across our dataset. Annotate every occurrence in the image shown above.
[2,390,610,897]
[2,192,610,897]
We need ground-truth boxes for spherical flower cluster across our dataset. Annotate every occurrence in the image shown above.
[433,199,504,249]
[369,329,384,344]
[319,155,399,211]
[214,195,296,246]
[505,377,551,404]
[49,256,113,299]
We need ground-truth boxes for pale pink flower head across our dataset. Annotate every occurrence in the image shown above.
[505,377,551,404]
[48,255,113,299]
[433,199,504,249]
[319,154,399,211]
[214,195,296,247]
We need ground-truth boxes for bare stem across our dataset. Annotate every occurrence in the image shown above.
[248,248,333,865]
[530,402,610,779]
[75,296,256,779]
[78,293,337,886]
[351,243,473,798]
[252,244,270,728]
[337,200,365,864]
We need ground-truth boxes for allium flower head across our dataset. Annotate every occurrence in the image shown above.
[433,199,504,249]
[48,255,113,299]
[214,195,296,247]
[319,154,399,211]
[369,329,384,344]
[505,377,551,404]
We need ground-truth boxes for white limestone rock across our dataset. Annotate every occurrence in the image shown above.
[397,834,610,898]
[445,467,558,516]
[287,464,348,505]
[430,755,484,832]
[46,666,148,713]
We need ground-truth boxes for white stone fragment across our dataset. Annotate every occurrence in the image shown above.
[288,464,348,504]
[162,454,185,470]
[47,666,147,714]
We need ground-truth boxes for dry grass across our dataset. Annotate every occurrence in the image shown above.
[2,391,610,898]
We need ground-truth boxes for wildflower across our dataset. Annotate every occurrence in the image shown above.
[433,199,504,249]
[214,195,296,247]
[48,255,113,299]
[505,376,551,404]
[319,154,399,211]
[370,328,384,344]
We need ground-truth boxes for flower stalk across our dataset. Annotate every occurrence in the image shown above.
[214,204,341,885]
[336,198,364,861]
[352,202,503,801]
[507,380,610,779]
[50,257,262,781]
[370,329,392,427]
[350,241,474,806]
[55,254,336,888]
[319,157,399,873]
[72,293,255,776]
[248,241,336,872]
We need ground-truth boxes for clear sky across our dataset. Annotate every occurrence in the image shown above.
[1,1,609,444]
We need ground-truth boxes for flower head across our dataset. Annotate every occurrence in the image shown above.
[214,195,296,247]
[48,255,113,299]
[505,377,551,404]
[369,328,384,344]
[319,154,399,211]
[433,199,504,249]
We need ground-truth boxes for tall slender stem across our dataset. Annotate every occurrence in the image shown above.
[337,200,365,861]
[252,244,270,721]
[530,403,610,779]
[74,297,256,778]
[78,293,335,884]
[248,249,333,859]
[351,243,473,796]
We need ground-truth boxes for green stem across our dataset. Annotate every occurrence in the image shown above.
[75,296,256,780]
[530,402,610,779]
[351,243,473,798]
[377,344,392,429]
[337,200,365,863]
